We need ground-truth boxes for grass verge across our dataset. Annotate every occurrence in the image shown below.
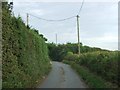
[63,60,118,88]
[34,65,52,88]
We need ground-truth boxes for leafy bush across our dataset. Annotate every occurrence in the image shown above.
[2,2,51,88]
[63,50,118,87]
[78,51,118,85]
[47,42,108,62]
[64,52,79,61]
[65,61,118,88]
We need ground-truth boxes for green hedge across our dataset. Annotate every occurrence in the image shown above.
[63,51,119,87]
[78,51,118,85]
[2,3,51,88]
[63,52,79,61]
[63,61,118,88]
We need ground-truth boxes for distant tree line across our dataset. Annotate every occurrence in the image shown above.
[47,42,108,62]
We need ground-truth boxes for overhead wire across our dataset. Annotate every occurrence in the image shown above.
[27,0,84,22]
[28,13,76,22]
[25,1,84,44]
[78,0,84,15]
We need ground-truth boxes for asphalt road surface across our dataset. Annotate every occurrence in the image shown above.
[38,61,87,88]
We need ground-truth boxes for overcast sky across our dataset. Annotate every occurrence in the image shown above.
[9,0,118,50]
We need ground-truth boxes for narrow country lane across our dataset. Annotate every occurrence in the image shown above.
[38,61,87,88]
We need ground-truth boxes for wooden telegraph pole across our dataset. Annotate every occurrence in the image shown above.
[27,13,29,27]
[56,34,57,46]
[77,15,80,56]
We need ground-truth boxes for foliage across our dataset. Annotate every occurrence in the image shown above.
[47,43,68,61]
[47,42,106,62]
[63,61,118,88]
[2,2,51,88]
[64,52,79,61]
[63,51,119,87]
[78,51,118,85]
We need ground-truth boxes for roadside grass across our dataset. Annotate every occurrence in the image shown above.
[63,60,118,88]
[34,65,52,88]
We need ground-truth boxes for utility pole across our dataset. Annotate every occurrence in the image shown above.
[27,13,29,27]
[77,15,80,56]
[56,34,57,46]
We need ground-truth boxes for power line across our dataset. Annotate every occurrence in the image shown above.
[28,13,76,22]
[78,0,84,15]
[27,1,84,22]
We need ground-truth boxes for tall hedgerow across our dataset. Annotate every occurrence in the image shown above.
[2,2,51,88]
